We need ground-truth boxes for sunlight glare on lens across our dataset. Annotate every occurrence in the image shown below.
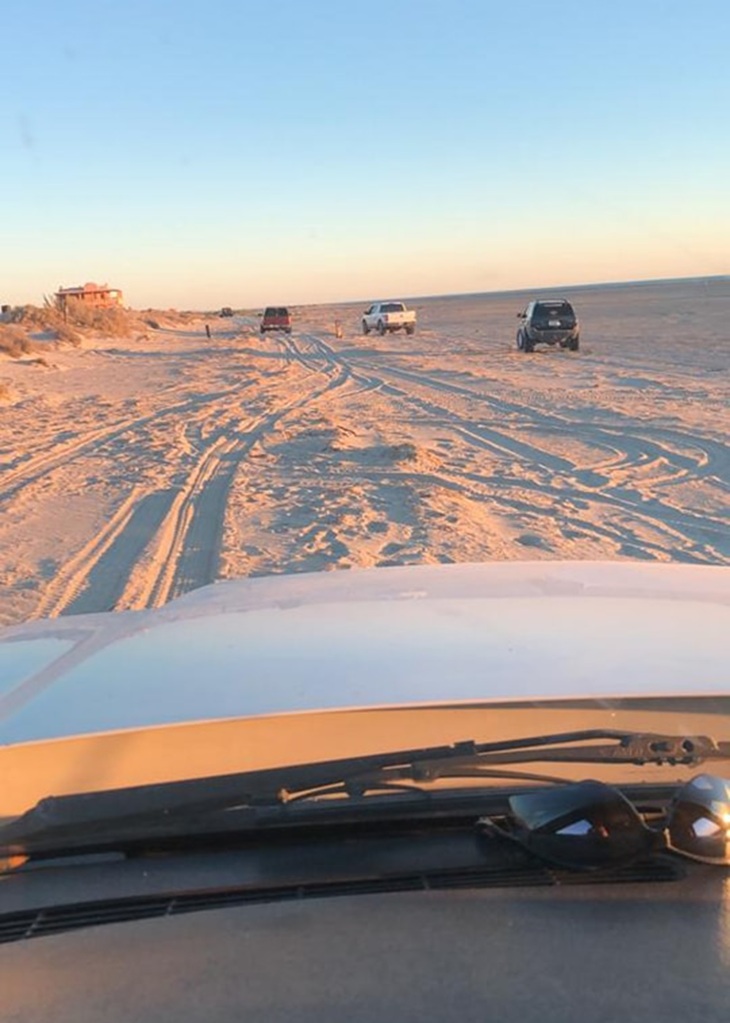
[692,817,722,838]
[557,819,593,836]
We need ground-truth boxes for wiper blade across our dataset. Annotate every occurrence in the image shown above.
[2,729,728,858]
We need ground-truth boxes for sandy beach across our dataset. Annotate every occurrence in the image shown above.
[0,277,728,629]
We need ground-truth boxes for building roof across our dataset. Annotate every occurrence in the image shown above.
[56,282,118,295]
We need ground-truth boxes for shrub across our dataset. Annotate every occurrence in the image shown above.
[54,323,82,346]
[60,299,132,336]
[8,300,129,341]
[0,325,35,358]
[9,302,66,334]
[9,304,58,328]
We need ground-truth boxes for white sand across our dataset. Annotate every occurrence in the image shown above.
[0,279,728,628]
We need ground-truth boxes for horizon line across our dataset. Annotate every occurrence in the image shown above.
[172,273,728,314]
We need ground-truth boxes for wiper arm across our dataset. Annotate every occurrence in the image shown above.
[2,729,728,858]
[279,729,729,801]
[410,729,726,773]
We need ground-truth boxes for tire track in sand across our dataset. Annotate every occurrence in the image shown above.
[305,332,730,563]
[0,382,249,506]
[31,487,150,619]
[119,351,361,610]
[42,334,363,616]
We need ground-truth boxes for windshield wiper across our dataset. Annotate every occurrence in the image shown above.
[2,729,728,858]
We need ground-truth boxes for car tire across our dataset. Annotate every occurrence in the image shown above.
[377,321,386,336]
[522,332,534,353]
[569,336,580,351]
[516,332,524,350]
[362,321,370,335]
[405,325,415,335]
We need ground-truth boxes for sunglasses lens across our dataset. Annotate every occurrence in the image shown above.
[668,775,730,865]
[508,781,655,869]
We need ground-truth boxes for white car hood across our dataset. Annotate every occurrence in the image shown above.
[0,561,728,747]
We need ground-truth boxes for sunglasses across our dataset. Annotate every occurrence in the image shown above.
[481,774,730,870]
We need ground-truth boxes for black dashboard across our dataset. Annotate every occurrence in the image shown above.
[1,837,728,1022]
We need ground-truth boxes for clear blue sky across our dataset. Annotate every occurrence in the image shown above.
[2,0,728,308]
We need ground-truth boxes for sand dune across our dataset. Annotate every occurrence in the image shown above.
[0,279,727,627]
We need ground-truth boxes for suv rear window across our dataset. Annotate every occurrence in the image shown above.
[533,302,576,328]
[381,303,405,313]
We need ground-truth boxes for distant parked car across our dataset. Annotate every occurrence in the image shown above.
[219,307,234,317]
[362,302,416,336]
[516,299,580,352]
[261,307,292,334]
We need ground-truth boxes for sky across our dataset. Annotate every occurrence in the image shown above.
[2,0,729,308]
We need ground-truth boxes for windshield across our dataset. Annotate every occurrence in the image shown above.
[0,2,728,825]
[532,302,577,327]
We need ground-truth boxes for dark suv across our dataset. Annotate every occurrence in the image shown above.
[516,299,580,352]
[260,307,292,334]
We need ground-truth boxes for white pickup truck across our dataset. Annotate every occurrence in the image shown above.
[362,301,416,336]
